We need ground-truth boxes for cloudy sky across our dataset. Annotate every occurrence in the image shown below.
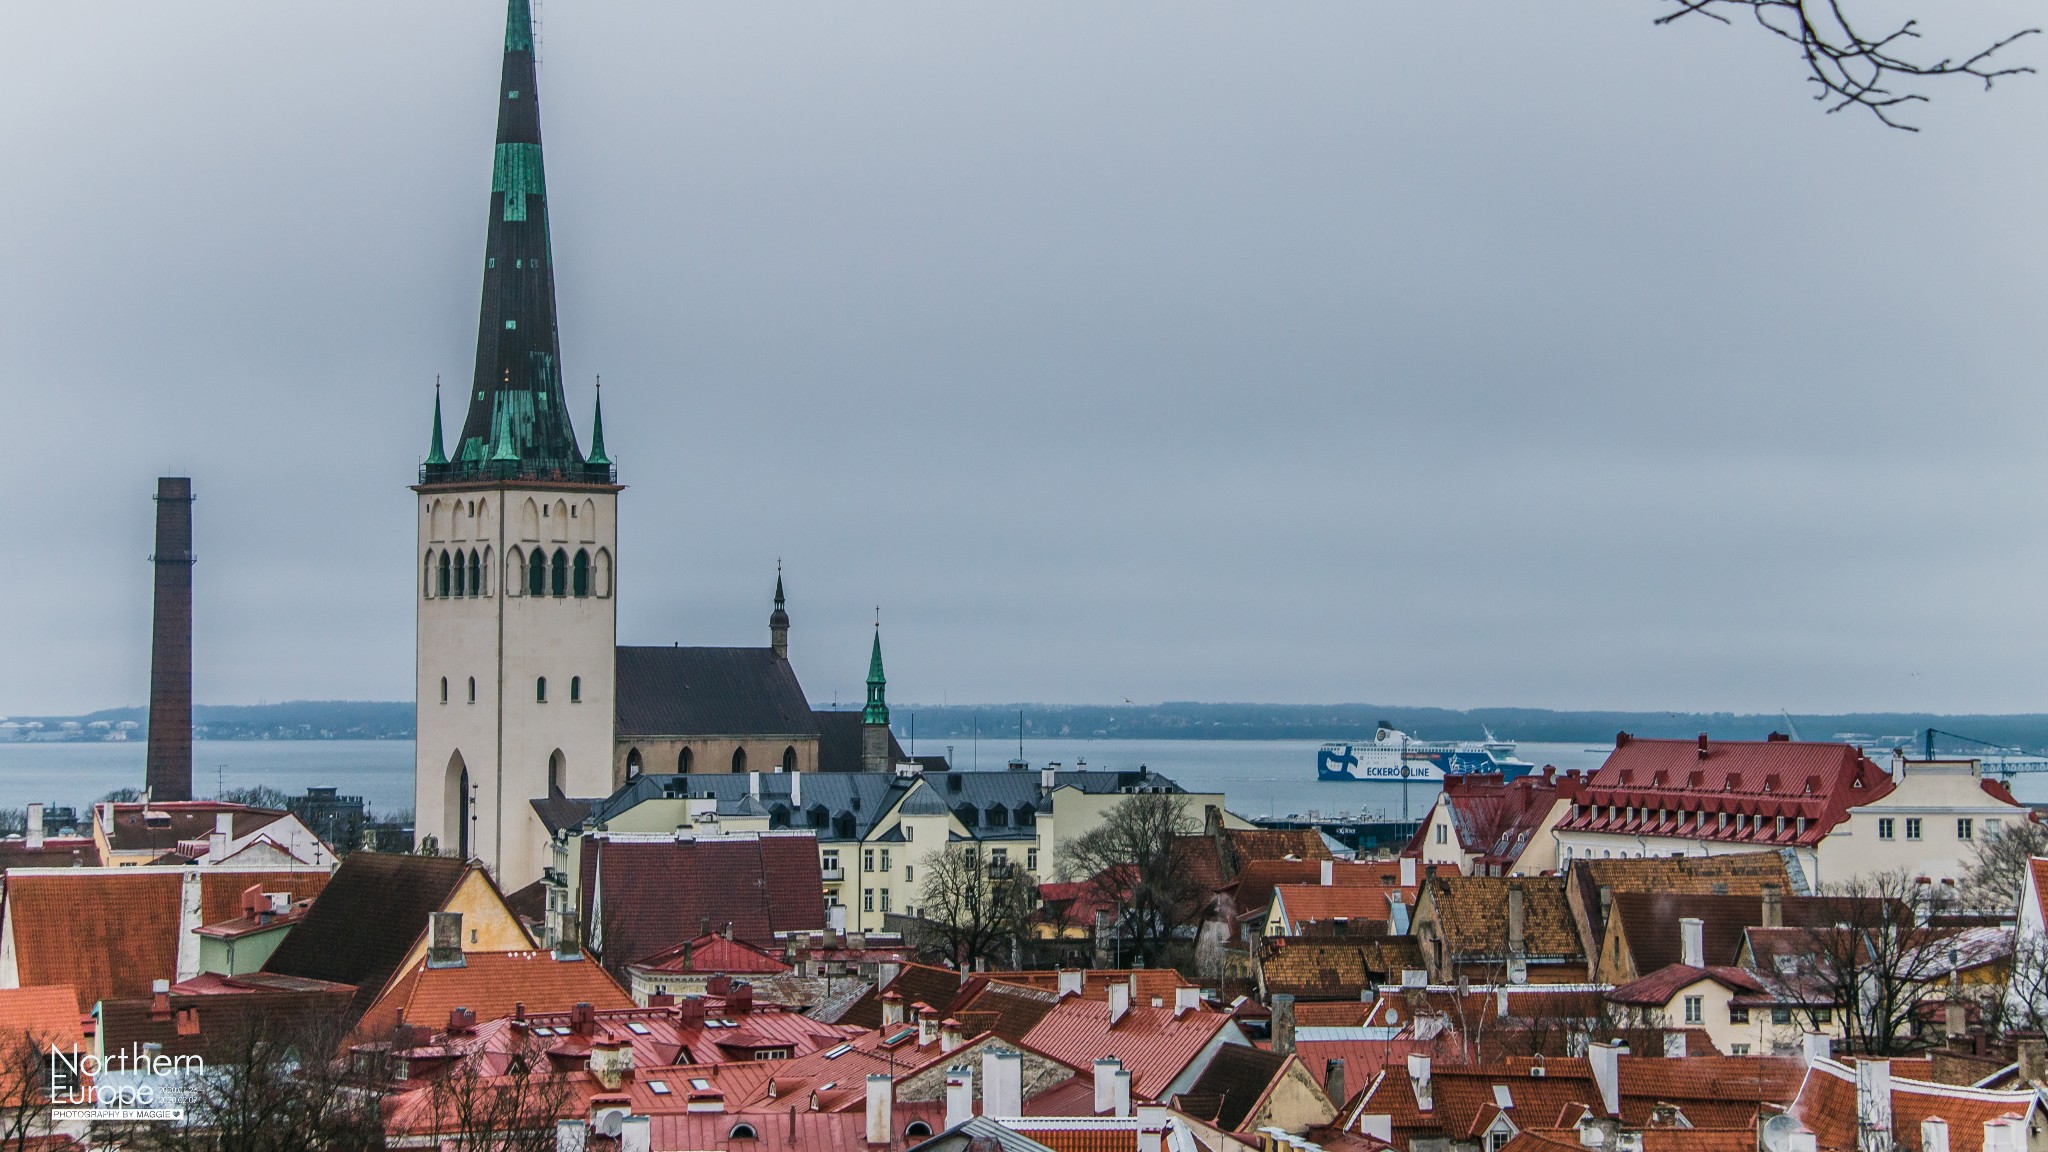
[3,1,2045,717]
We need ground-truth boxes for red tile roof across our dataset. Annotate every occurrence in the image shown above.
[632,933,793,976]
[99,802,295,854]
[2,868,330,1005]
[0,985,85,1047]
[1408,772,1587,871]
[1271,884,1415,933]
[1555,737,1890,848]
[984,969,1197,1003]
[1606,892,1896,975]
[1790,1059,2037,1152]
[1605,964,1767,1006]
[1020,997,1237,1101]
[0,836,98,872]
[579,833,826,974]
[357,949,634,1043]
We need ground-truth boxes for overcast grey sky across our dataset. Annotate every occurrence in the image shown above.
[3,1,2046,717]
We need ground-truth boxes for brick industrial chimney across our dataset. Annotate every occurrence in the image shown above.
[146,477,195,802]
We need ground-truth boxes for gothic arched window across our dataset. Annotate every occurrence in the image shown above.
[782,746,797,773]
[424,552,436,599]
[731,747,748,774]
[467,677,476,703]
[440,677,448,704]
[570,675,582,703]
[468,550,482,597]
[536,676,547,703]
[451,551,465,597]
[551,549,569,598]
[626,748,643,779]
[529,549,546,597]
[548,749,564,794]
[573,550,590,597]
[679,747,694,773]
[437,551,452,598]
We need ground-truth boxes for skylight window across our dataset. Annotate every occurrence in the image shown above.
[1493,1085,1514,1108]
[824,1043,854,1060]
[648,1081,671,1095]
[628,1022,651,1035]
[690,1078,712,1091]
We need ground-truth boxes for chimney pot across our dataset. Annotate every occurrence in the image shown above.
[1679,917,1705,969]
[428,911,465,968]
[1108,982,1132,1027]
[25,803,42,851]
[1271,993,1296,1055]
[1325,1058,1347,1107]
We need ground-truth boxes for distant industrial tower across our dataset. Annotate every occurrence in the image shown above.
[146,476,195,802]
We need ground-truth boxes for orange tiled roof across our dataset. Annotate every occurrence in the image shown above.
[1418,876,1583,961]
[1272,884,1413,930]
[1020,997,1235,1101]
[360,949,633,1042]
[632,933,792,976]
[1790,1058,2037,1152]
[985,968,1196,1002]
[0,985,85,1047]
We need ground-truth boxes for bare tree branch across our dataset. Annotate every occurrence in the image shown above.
[1656,0,2037,129]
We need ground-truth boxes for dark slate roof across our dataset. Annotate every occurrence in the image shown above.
[836,963,968,1030]
[261,853,470,1025]
[1186,1043,1290,1131]
[531,792,595,835]
[578,832,826,978]
[813,709,906,773]
[585,771,912,844]
[615,646,820,739]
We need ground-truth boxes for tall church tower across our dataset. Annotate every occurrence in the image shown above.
[413,0,618,888]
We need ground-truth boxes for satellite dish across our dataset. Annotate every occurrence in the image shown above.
[593,1110,624,1138]
[1761,1113,1804,1152]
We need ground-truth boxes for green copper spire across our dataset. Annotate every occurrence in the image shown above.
[861,627,889,726]
[425,380,449,467]
[586,380,609,466]
[420,0,610,486]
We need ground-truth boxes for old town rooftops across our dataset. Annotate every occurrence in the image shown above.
[1790,1058,2038,1152]
[1555,735,1888,847]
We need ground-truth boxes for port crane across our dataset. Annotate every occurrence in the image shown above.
[1912,728,2048,775]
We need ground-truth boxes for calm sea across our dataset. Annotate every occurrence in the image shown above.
[6,737,2042,824]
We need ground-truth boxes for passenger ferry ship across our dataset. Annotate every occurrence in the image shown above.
[1316,724,1536,782]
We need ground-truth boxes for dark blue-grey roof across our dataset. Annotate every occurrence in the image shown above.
[585,770,910,843]
[897,768,1185,836]
[615,646,819,739]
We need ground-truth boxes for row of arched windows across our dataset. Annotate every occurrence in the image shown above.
[516,497,598,544]
[534,675,583,703]
[506,547,611,599]
[425,497,492,543]
[426,548,492,599]
[620,744,800,781]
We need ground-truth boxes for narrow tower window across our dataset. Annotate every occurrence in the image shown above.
[570,675,582,703]
[424,553,436,599]
[440,677,448,703]
[783,746,797,773]
[452,552,465,597]
[573,550,591,597]
[731,747,748,774]
[437,551,452,598]
[468,550,482,597]
[551,549,569,597]
[679,748,694,773]
[468,677,476,703]
[548,750,563,794]
[536,676,547,703]
[529,549,546,596]
[627,748,643,779]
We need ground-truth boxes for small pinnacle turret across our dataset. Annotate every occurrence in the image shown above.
[425,381,448,467]
[769,567,790,660]
[587,380,610,466]
[862,627,889,726]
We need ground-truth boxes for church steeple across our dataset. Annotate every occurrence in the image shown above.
[586,380,610,467]
[769,567,790,660]
[425,380,448,467]
[424,0,607,484]
[862,627,889,726]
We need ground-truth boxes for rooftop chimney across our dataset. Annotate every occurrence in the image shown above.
[1057,969,1083,998]
[619,1115,650,1152]
[1697,733,1710,759]
[1321,859,1335,886]
[918,1006,939,1047]
[150,978,171,1021]
[1856,1059,1893,1152]
[25,803,42,851]
[1922,1119,1950,1152]
[1399,856,1417,888]
[1802,1031,1832,1067]
[589,1040,632,1091]
[1407,1053,1433,1111]
[790,770,802,807]
[1174,986,1201,1017]
[427,911,465,968]
[1271,993,1297,1055]
[939,1017,965,1053]
[1680,917,1705,968]
[1112,1067,1132,1118]
[555,1118,589,1152]
[945,1067,974,1129]
[1094,1058,1121,1114]
[1138,1105,1169,1152]
[881,990,905,1029]
[1663,1032,1687,1058]
[1325,1058,1346,1108]
[865,1075,893,1145]
[1507,882,1526,955]
[1761,884,1783,929]
[1944,1002,1968,1038]
[1587,1042,1624,1116]
[983,1049,1023,1118]
[1108,981,1132,1027]
[145,477,196,802]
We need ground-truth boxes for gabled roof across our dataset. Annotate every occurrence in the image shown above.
[812,709,906,773]
[982,969,1198,1003]
[1608,891,1897,972]
[615,646,819,738]
[1555,736,1889,848]
[1020,997,1237,1100]
[4,867,331,1005]
[261,853,468,1021]
[1260,939,1426,1001]
[95,972,356,1060]
[1183,1044,1292,1131]
[834,962,967,1029]
[0,985,84,1047]
[1790,1058,2037,1152]
[356,949,633,1042]
[1418,877,1583,961]
[952,979,1064,1042]
[1272,884,1415,932]
[1410,772,1586,868]
[0,836,96,872]
[1606,963,1767,1006]
[579,833,825,975]
[98,801,296,854]
[633,932,792,976]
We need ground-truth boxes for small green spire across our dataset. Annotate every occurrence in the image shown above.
[505,0,534,53]
[425,379,448,467]
[490,414,520,463]
[587,379,610,466]
[861,626,889,726]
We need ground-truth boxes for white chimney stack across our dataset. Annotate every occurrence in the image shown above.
[1856,1059,1893,1152]
[1588,1042,1624,1117]
[865,1075,893,1146]
[1789,1134,1818,1152]
[1057,969,1083,998]
[619,1116,650,1152]
[1679,917,1705,969]
[945,1067,974,1129]
[24,803,42,851]
[1113,1067,1133,1118]
[1094,1058,1121,1114]
[983,1049,1023,1118]
[1407,1053,1433,1112]
[1137,1106,1169,1152]
[1922,1118,1950,1152]
[1399,856,1417,888]
[1108,981,1131,1026]
[1321,859,1335,886]
[790,770,802,807]
[748,770,761,800]
[1802,1031,1832,1067]
[1174,986,1201,1016]
[555,1118,588,1152]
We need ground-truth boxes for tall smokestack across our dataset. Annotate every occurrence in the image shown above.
[146,477,195,802]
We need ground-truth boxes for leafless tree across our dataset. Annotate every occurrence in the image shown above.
[0,1027,58,1152]
[1798,871,1961,1055]
[116,1013,384,1152]
[1057,793,1205,970]
[414,1053,572,1152]
[911,843,1033,969]
[1962,819,2048,914]
[1656,0,2037,129]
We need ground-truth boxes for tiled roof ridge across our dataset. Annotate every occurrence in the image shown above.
[1804,1057,2040,1103]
